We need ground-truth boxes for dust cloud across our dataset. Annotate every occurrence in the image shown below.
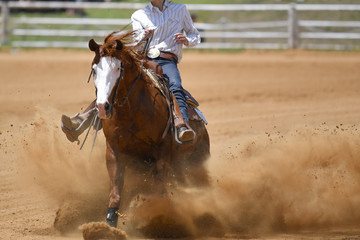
[15,107,360,237]
[204,124,360,234]
[80,222,127,240]
[126,124,360,237]
[15,106,109,233]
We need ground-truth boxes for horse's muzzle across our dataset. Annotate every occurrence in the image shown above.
[97,102,113,119]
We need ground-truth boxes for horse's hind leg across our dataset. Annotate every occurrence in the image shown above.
[153,142,172,195]
[153,158,169,195]
[105,142,125,227]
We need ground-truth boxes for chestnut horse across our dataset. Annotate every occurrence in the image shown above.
[88,31,210,227]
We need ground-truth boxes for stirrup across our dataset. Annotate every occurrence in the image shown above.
[174,126,196,144]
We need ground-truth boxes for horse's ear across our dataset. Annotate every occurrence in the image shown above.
[89,39,99,52]
[115,40,123,51]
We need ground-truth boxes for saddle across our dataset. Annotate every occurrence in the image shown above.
[143,68,208,126]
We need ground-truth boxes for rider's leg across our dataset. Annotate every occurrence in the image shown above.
[153,57,195,142]
[61,99,97,142]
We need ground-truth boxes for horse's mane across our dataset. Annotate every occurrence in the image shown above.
[101,30,145,68]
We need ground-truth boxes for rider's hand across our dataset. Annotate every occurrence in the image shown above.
[143,28,154,40]
[174,33,189,46]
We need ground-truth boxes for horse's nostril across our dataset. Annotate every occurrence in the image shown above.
[104,102,110,111]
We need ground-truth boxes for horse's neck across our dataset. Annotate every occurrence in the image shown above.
[117,65,150,109]
[112,61,169,137]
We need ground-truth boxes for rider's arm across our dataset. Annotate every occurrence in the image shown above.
[182,5,201,47]
[131,11,146,44]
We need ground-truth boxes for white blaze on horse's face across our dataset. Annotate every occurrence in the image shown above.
[93,56,122,119]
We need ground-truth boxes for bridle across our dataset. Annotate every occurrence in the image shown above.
[110,31,153,109]
[88,56,143,118]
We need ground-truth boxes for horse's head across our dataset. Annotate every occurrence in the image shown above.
[89,37,124,119]
[89,31,144,119]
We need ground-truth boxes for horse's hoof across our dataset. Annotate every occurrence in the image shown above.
[106,219,118,228]
[106,208,119,227]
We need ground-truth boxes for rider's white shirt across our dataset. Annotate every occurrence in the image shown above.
[131,0,201,62]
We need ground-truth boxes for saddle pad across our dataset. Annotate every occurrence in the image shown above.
[183,89,200,107]
[143,68,166,97]
[188,105,208,125]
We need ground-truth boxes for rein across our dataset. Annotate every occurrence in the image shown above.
[87,69,94,83]
[111,62,124,107]
[111,31,151,108]
[116,65,142,107]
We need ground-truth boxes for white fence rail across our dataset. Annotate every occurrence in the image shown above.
[1,1,360,50]
[13,16,131,26]
[5,2,360,11]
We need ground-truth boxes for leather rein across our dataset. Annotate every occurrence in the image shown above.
[116,63,142,108]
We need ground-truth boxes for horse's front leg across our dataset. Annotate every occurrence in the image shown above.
[105,141,125,227]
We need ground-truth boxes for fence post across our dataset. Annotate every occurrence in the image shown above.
[220,17,227,43]
[288,3,298,49]
[1,0,9,45]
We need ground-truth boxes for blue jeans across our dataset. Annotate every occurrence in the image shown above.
[152,57,189,123]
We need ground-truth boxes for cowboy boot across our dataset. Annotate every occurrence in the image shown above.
[171,94,195,143]
[178,125,195,142]
[61,108,97,142]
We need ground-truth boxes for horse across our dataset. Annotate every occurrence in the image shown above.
[88,31,210,227]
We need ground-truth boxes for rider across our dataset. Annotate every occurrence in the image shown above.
[61,0,200,143]
[131,0,200,142]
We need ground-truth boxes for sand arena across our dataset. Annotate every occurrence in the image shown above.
[1,49,360,239]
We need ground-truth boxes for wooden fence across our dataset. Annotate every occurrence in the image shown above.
[1,1,360,50]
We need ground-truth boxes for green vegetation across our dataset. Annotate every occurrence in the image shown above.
[84,9,133,19]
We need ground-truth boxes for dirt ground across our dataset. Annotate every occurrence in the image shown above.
[1,49,360,240]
